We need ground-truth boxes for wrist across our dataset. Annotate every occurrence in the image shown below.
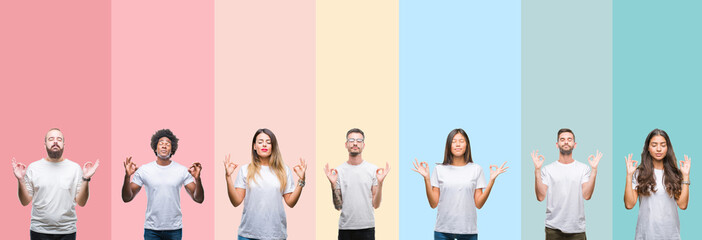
[683,175,690,181]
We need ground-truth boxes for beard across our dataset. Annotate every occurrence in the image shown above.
[46,146,64,159]
[156,151,172,160]
[559,145,573,155]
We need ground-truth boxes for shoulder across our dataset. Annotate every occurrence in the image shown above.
[363,161,379,170]
[27,159,45,169]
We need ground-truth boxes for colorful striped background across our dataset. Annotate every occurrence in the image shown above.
[2,0,701,239]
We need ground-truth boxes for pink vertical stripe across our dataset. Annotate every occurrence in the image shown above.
[214,0,316,239]
[0,0,111,239]
[111,0,214,239]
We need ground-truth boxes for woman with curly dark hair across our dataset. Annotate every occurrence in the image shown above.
[624,129,691,239]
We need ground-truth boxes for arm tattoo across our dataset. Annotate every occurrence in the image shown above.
[333,188,343,210]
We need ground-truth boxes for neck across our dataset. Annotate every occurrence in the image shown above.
[452,156,467,166]
[652,159,665,170]
[156,157,171,166]
[558,154,575,164]
[260,157,270,166]
[348,154,363,165]
[46,157,64,163]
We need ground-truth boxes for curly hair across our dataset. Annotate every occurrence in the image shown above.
[150,129,179,156]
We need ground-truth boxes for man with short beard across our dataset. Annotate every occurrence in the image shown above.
[11,128,100,240]
[121,129,204,240]
[531,128,602,240]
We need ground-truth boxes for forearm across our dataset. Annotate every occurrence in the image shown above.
[583,169,597,200]
[121,175,134,202]
[225,176,243,207]
[285,184,304,208]
[372,183,383,209]
[534,169,546,201]
[677,175,690,210]
[76,181,89,206]
[476,179,495,209]
[17,180,32,206]
[624,174,637,209]
[331,183,342,210]
[192,178,204,203]
[424,177,438,208]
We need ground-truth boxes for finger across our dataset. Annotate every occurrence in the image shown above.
[421,162,428,168]
[503,166,510,170]
[411,168,419,173]
[412,160,418,169]
[500,161,507,168]
[539,155,545,161]
[386,162,390,172]
[331,169,337,175]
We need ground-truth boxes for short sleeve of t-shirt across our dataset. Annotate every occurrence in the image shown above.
[541,167,550,186]
[476,167,487,189]
[430,165,439,188]
[581,166,591,184]
[182,169,195,186]
[74,167,84,197]
[24,173,34,196]
[284,166,295,194]
[132,168,145,186]
[234,166,247,189]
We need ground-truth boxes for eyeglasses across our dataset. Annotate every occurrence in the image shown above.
[347,138,364,143]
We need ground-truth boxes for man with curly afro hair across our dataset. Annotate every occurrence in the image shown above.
[121,129,204,240]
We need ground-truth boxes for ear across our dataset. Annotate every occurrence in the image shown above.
[573,142,577,149]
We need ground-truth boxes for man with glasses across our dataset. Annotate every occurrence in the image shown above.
[121,129,204,240]
[323,128,390,240]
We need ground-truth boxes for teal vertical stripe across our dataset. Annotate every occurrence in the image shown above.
[399,0,521,239]
[522,0,613,239]
[612,1,702,239]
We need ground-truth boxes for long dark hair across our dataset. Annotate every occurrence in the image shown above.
[442,128,472,165]
[636,129,682,199]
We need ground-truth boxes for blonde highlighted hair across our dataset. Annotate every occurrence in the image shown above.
[247,128,287,192]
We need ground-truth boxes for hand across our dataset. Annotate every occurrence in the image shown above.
[411,158,430,179]
[293,157,307,180]
[189,162,202,179]
[489,161,509,180]
[588,150,603,170]
[376,162,390,184]
[123,157,138,176]
[223,154,238,177]
[679,155,691,177]
[11,157,27,180]
[625,153,638,176]
[83,159,100,179]
[531,150,544,169]
[323,163,338,184]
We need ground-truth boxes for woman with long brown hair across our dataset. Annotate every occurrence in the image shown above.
[624,129,691,239]
[224,128,307,240]
[411,128,508,240]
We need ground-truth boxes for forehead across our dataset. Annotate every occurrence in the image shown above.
[558,132,574,139]
[158,136,171,142]
[46,130,63,139]
[347,132,363,139]
[256,133,271,140]
[452,133,466,141]
[650,135,666,143]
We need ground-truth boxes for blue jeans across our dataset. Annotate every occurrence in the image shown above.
[144,229,182,240]
[434,231,478,240]
[238,236,285,240]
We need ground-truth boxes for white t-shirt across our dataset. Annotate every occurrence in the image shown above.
[132,161,195,230]
[336,160,378,230]
[633,169,680,240]
[541,160,591,233]
[24,159,83,234]
[430,163,487,234]
[234,164,295,240]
